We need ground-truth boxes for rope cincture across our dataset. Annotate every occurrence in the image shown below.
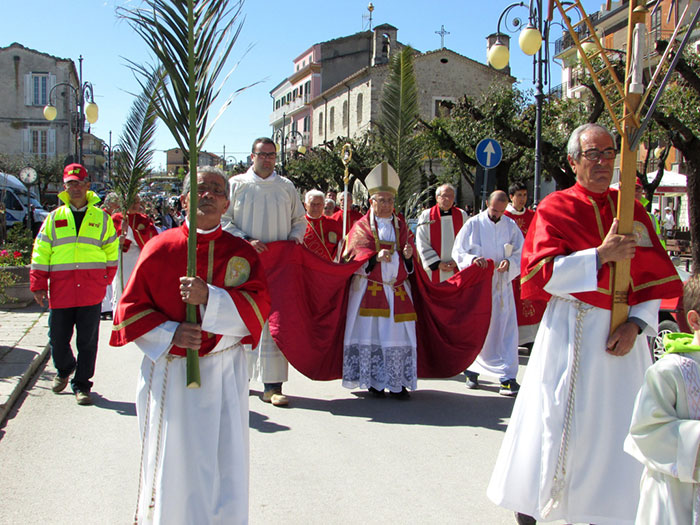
[132,346,236,524]
[541,297,593,518]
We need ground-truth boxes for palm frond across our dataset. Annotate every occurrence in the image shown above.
[376,46,422,212]
[118,0,244,158]
[112,66,165,212]
[118,0,246,388]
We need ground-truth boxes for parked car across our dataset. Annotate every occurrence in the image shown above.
[648,264,691,362]
[1,173,49,236]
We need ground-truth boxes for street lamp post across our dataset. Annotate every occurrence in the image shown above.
[102,130,115,185]
[487,1,548,207]
[274,124,306,176]
[43,55,99,165]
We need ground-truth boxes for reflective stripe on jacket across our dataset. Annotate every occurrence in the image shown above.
[30,190,118,309]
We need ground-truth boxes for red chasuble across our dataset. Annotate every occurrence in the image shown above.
[255,214,494,380]
[504,207,535,236]
[426,204,465,283]
[110,224,270,355]
[504,206,545,326]
[303,215,342,261]
[344,213,416,322]
[521,183,682,309]
[111,212,159,252]
[331,208,363,231]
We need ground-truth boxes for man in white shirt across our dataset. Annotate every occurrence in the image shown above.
[222,137,306,406]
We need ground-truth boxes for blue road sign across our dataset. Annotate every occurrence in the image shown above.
[475,138,503,169]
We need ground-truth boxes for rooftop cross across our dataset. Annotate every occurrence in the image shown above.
[435,25,450,48]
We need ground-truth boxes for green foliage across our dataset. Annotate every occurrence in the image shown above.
[0,270,18,304]
[4,224,32,263]
[375,47,422,213]
[284,133,383,199]
[112,66,164,213]
[0,224,32,303]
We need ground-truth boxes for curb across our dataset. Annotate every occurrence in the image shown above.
[0,310,50,425]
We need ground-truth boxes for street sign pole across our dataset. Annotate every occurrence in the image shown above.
[475,138,502,211]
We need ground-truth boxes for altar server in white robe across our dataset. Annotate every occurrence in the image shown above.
[624,276,700,525]
[222,137,306,407]
[486,123,682,525]
[415,183,467,283]
[452,190,523,396]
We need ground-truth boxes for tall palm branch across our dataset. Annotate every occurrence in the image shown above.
[119,0,245,388]
[376,46,422,213]
[111,65,164,291]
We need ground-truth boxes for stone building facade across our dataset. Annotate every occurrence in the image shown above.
[311,47,512,147]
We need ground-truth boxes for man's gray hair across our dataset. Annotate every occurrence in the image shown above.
[436,183,456,198]
[103,192,119,207]
[304,189,325,204]
[567,123,616,159]
[182,166,229,196]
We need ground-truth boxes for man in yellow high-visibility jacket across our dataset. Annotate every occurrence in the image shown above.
[30,164,118,405]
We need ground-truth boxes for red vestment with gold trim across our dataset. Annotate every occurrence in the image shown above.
[303,215,342,261]
[504,206,546,327]
[521,183,682,308]
[110,224,270,354]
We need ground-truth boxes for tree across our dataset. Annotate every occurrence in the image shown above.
[652,47,700,270]
[375,46,422,212]
[284,133,383,199]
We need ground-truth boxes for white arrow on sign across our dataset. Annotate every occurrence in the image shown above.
[483,141,496,167]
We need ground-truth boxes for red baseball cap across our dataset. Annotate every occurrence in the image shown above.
[63,163,88,182]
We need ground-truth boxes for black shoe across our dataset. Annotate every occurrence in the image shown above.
[389,387,410,400]
[465,372,480,390]
[368,387,385,398]
[499,379,520,397]
[514,512,536,525]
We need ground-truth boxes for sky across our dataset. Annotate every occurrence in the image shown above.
[3,0,605,171]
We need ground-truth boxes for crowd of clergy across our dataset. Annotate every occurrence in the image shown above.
[88,124,695,525]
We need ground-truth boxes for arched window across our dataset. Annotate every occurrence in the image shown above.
[342,101,348,129]
[356,93,363,125]
[330,107,335,133]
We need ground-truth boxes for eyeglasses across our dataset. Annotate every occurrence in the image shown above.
[373,198,395,205]
[581,148,616,161]
[195,185,227,196]
[254,151,277,159]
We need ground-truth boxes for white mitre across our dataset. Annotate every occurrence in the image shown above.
[366,161,400,196]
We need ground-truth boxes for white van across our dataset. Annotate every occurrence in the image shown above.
[1,172,49,235]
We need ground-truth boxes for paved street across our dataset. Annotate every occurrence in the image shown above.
[1,318,523,525]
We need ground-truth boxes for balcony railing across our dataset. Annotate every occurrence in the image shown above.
[553,11,600,56]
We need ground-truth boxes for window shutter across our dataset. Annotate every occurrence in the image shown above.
[48,129,56,156]
[48,74,56,104]
[24,74,33,105]
[22,129,31,153]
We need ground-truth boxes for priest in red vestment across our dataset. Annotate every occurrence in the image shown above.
[111,196,159,307]
[252,166,494,387]
[415,183,467,283]
[503,181,545,347]
[331,191,363,232]
[110,167,270,525]
[488,123,683,525]
[302,189,342,261]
